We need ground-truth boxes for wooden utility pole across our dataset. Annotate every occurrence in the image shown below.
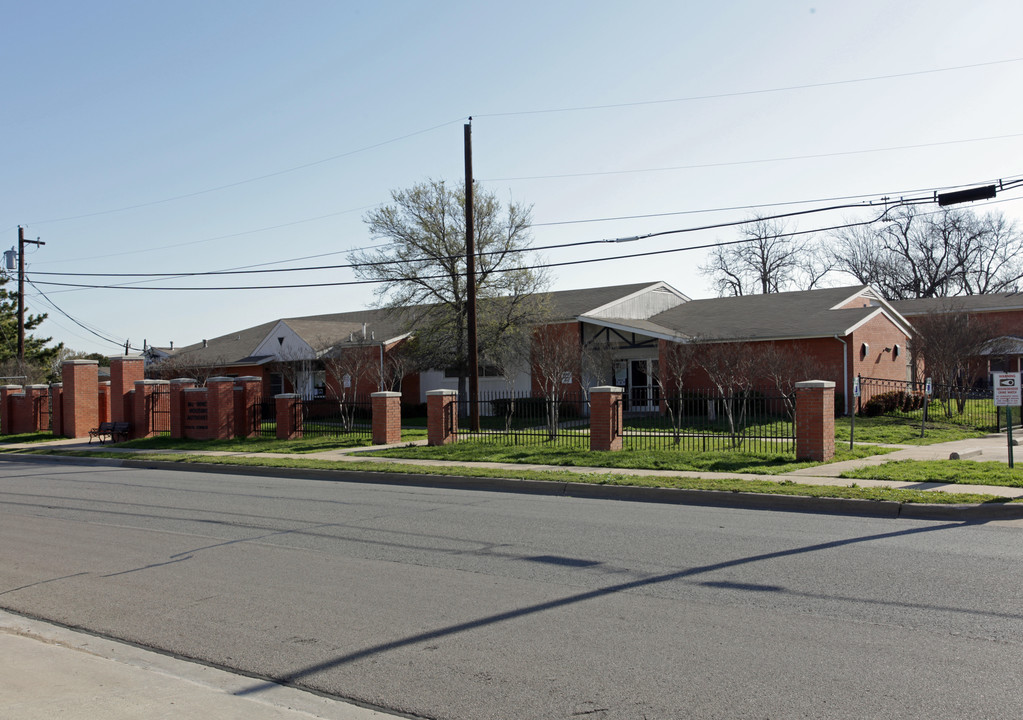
[464,120,480,431]
[16,227,45,362]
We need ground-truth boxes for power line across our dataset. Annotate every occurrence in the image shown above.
[475,56,1023,118]
[482,133,1023,183]
[24,198,939,292]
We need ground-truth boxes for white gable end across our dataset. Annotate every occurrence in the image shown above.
[589,283,688,320]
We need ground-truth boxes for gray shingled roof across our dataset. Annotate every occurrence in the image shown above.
[892,293,1023,316]
[167,283,666,365]
[638,285,894,341]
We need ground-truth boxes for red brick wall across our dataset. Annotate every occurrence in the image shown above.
[796,381,835,461]
[849,314,910,384]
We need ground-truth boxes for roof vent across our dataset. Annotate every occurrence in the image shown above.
[202,339,208,348]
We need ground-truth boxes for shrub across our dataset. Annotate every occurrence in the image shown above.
[860,390,925,417]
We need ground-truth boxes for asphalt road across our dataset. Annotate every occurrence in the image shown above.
[1,459,1021,719]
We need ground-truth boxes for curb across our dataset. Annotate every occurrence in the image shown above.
[2,451,1021,521]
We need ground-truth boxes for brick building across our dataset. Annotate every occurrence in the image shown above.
[149,282,913,415]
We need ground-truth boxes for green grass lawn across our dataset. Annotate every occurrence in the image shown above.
[361,441,896,475]
[0,431,56,445]
[114,429,428,454]
[840,459,1023,488]
[834,414,989,445]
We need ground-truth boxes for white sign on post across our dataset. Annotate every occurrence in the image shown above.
[993,372,1022,407]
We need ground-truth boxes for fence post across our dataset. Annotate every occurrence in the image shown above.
[109,357,144,425]
[275,394,303,440]
[62,360,99,439]
[50,383,63,436]
[372,391,402,445]
[0,385,22,435]
[206,377,236,440]
[795,380,835,462]
[427,389,458,446]
[590,386,624,452]
[169,378,197,439]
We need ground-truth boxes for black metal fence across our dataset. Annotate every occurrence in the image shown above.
[449,389,796,454]
[625,390,796,452]
[857,376,1021,432]
[257,393,373,440]
[454,391,591,447]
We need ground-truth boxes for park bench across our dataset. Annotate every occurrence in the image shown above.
[88,421,131,444]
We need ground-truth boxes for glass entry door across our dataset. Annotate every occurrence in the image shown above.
[628,359,660,411]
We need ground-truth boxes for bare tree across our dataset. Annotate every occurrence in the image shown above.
[349,179,549,404]
[831,206,1023,299]
[531,326,581,440]
[150,352,228,386]
[700,215,829,296]
[911,305,1004,416]
[698,341,756,442]
[320,342,375,431]
[655,340,699,444]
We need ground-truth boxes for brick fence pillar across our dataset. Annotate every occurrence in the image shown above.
[110,357,144,425]
[62,360,99,438]
[275,394,302,440]
[233,376,262,439]
[24,385,49,432]
[98,381,111,425]
[170,378,197,439]
[183,387,208,439]
[589,386,624,451]
[426,389,458,446]
[207,377,235,440]
[50,384,63,436]
[10,393,27,435]
[795,380,835,462]
[371,391,402,445]
[133,379,170,439]
[0,385,22,435]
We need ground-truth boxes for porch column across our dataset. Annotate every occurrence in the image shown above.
[427,389,457,446]
[590,386,624,452]
[795,380,835,462]
[371,391,402,445]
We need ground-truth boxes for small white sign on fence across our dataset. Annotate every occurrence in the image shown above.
[993,372,1022,407]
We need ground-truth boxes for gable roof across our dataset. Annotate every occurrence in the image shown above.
[541,282,687,320]
[594,285,913,342]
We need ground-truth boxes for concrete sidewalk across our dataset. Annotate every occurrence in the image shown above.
[0,611,395,719]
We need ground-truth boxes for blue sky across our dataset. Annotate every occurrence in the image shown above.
[3,1,1023,355]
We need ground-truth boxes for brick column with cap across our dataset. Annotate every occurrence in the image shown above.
[0,385,22,435]
[795,380,835,462]
[62,360,99,438]
[207,377,235,440]
[427,389,458,446]
[170,378,197,438]
[371,391,402,445]
[589,386,624,451]
[110,357,144,425]
[233,376,262,438]
[276,394,302,440]
[50,384,63,436]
